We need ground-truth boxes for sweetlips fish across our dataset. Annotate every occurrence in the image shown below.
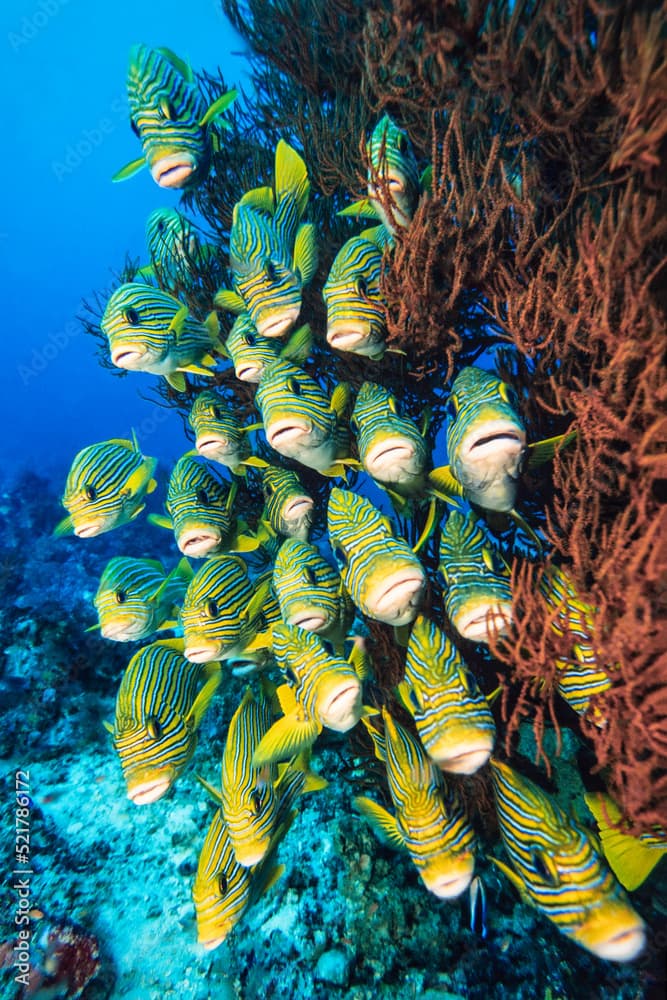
[356,708,477,898]
[438,510,513,643]
[430,366,574,526]
[187,390,262,474]
[322,227,388,359]
[215,141,317,338]
[100,282,223,392]
[110,638,220,805]
[327,487,426,626]
[179,556,279,670]
[397,614,496,775]
[489,759,646,962]
[351,382,429,502]
[138,207,215,287]
[258,463,314,541]
[91,555,192,642]
[113,44,237,189]
[255,359,354,475]
[251,625,374,765]
[584,791,667,892]
[224,312,312,383]
[271,538,355,647]
[55,435,157,538]
[148,455,259,558]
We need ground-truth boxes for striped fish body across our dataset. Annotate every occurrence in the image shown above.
[539,566,612,719]
[261,465,314,541]
[446,367,527,513]
[255,360,349,473]
[101,283,220,384]
[93,556,187,641]
[322,232,387,359]
[179,555,254,663]
[57,438,157,538]
[273,623,364,732]
[188,391,249,473]
[438,510,513,643]
[272,539,354,646]
[165,456,236,558]
[143,207,210,288]
[126,45,210,189]
[225,312,282,382]
[399,614,495,775]
[352,382,428,494]
[490,760,646,961]
[113,641,214,804]
[360,709,476,898]
[220,687,279,866]
[327,488,425,626]
[367,115,421,233]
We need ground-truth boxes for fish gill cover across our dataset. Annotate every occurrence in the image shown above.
[8,0,666,997]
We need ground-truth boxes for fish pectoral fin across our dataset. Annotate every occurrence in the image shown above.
[124,456,158,498]
[427,466,465,502]
[147,513,174,531]
[252,712,321,767]
[282,323,312,363]
[412,496,439,554]
[354,797,405,847]
[203,311,221,345]
[229,530,262,553]
[420,163,433,192]
[393,624,411,648]
[329,382,351,419]
[102,720,114,735]
[195,773,224,805]
[239,455,270,469]
[168,304,189,339]
[584,792,665,891]
[508,509,543,551]
[165,372,187,392]
[214,288,246,314]
[112,157,147,182]
[348,637,370,680]
[488,855,532,904]
[176,361,216,377]
[293,223,318,287]
[199,87,238,127]
[251,862,285,906]
[527,429,577,468]
[185,663,222,731]
[395,679,414,716]
[242,628,274,653]
[338,198,378,219]
[53,515,74,537]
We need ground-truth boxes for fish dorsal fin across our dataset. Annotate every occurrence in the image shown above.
[252,710,321,767]
[584,792,666,891]
[527,429,577,468]
[199,88,238,127]
[338,198,378,219]
[361,716,386,762]
[354,797,405,847]
[185,662,222,731]
[112,157,148,183]
[214,288,246,314]
[330,382,351,419]
[293,223,318,287]
[155,47,193,81]
[239,185,275,214]
[275,140,310,219]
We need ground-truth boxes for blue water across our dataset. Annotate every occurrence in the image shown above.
[2,0,249,479]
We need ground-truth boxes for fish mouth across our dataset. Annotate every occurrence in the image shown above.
[320,680,362,731]
[327,324,367,350]
[197,436,232,457]
[198,932,227,952]
[127,775,172,805]
[178,529,222,557]
[256,308,300,339]
[365,439,418,479]
[231,841,268,867]
[74,521,104,538]
[283,496,314,520]
[100,620,146,641]
[267,419,311,449]
[236,363,263,383]
[184,641,221,663]
[366,567,426,626]
[426,867,475,900]
[453,602,513,643]
[287,611,328,632]
[588,925,646,963]
[152,154,197,189]
[111,347,146,368]
[462,421,526,461]
[433,741,494,776]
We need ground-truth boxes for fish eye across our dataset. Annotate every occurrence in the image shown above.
[251,790,263,815]
[355,277,369,298]
[287,377,301,396]
[130,119,140,138]
[264,259,277,282]
[196,488,210,506]
[263,482,274,499]
[159,96,177,120]
[243,333,256,346]
[157,220,165,232]
[217,872,228,896]
[124,307,140,326]
[146,716,162,740]
[85,485,97,502]
[207,599,220,618]
[408,688,422,712]
[115,589,127,605]
[333,545,348,568]
[305,567,317,586]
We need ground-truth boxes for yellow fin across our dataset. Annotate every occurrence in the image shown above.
[124,456,158,497]
[112,157,147,182]
[338,198,377,219]
[177,361,216,377]
[199,88,238,127]
[239,185,275,212]
[488,855,532,905]
[147,513,173,531]
[243,627,274,653]
[53,515,74,537]
[84,622,102,633]
[275,140,310,219]
[156,47,193,82]
[168,304,189,338]
[584,792,666,891]
[329,382,351,419]
[508,509,543,551]
[527,429,577,468]
[420,164,433,191]
[165,371,187,392]
[293,223,318,286]
[412,496,439,554]
[239,455,270,469]
[427,466,465,501]
[196,774,224,804]
[282,323,312,364]
[354,797,405,847]
[102,720,114,735]
[185,662,222,731]
[348,637,370,681]
[393,624,411,647]
[252,712,321,766]
[214,288,246,313]
[276,683,298,716]
[359,224,387,247]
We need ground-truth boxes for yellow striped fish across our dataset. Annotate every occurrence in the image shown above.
[252,625,374,765]
[259,464,314,541]
[356,708,476,898]
[187,390,262,474]
[111,638,220,805]
[327,487,426,626]
[101,282,222,392]
[114,44,237,188]
[91,556,191,641]
[224,313,312,383]
[490,759,646,961]
[322,228,388,359]
[438,510,513,643]
[398,614,496,775]
[215,141,317,338]
[255,360,353,475]
[351,382,428,501]
[55,435,157,538]
[139,207,215,289]
[179,556,279,670]
[272,538,354,647]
